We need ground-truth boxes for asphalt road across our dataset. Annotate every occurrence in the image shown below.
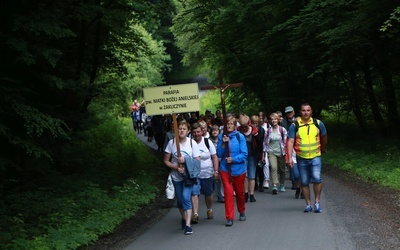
[125,131,399,250]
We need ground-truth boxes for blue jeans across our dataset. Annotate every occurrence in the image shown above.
[290,163,300,182]
[172,180,193,210]
[246,156,256,179]
[297,156,322,186]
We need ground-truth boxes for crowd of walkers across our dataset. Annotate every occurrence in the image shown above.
[131,102,328,235]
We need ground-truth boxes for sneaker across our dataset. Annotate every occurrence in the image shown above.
[250,195,256,202]
[218,198,225,203]
[272,186,278,195]
[239,213,246,221]
[258,186,264,192]
[207,210,214,219]
[295,188,301,199]
[191,213,199,224]
[304,204,313,213]
[314,202,322,213]
[300,192,304,199]
[245,193,249,203]
[184,226,193,235]
[279,185,285,192]
[181,219,186,230]
[263,180,270,189]
[225,219,233,226]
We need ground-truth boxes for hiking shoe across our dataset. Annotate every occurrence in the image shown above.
[191,213,199,224]
[272,186,278,195]
[263,180,270,189]
[184,226,193,235]
[181,219,186,230]
[279,185,285,192]
[295,188,301,199]
[314,202,322,213]
[250,195,256,202]
[239,213,246,221]
[304,204,313,213]
[225,219,233,226]
[207,210,214,219]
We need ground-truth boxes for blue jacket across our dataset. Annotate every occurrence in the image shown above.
[217,130,248,176]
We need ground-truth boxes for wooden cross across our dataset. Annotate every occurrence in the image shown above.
[200,70,242,166]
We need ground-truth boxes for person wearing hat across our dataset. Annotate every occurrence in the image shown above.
[282,106,300,193]
[282,106,295,131]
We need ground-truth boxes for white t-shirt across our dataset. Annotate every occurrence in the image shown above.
[165,138,201,181]
[196,137,217,179]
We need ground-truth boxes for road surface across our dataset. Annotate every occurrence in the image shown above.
[121,132,399,250]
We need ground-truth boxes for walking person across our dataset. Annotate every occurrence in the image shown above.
[286,103,328,212]
[282,106,297,190]
[152,115,164,152]
[237,115,259,202]
[199,120,210,138]
[209,125,225,203]
[217,115,248,226]
[259,112,271,189]
[190,123,219,224]
[262,113,287,195]
[163,121,200,235]
[250,115,266,192]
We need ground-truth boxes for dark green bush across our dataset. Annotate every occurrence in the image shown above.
[0,117,162,249]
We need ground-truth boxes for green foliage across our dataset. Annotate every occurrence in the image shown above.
[323,124,400,190]
[0,117,162,249]
[226,89,264,115]
[0,0,173,185]
[171,0,400,132]
[1,177,158,249]
[381,6,400,32]
[200,90,222,114]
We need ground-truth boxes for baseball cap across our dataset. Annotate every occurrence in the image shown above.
[284,106,294,113]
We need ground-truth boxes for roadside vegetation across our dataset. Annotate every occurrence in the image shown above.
[323,124,400,190]
[0,116,163,249]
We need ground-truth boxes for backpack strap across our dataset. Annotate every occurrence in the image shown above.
[204,137,210,150]
[313,119,320,131]
[294,118,320,133]
[267,126,284,142]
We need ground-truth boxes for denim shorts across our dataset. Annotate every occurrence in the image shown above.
[192,177,214,196]
[297,156,322,186]
[246,156,256,179]
[290,163,300,182]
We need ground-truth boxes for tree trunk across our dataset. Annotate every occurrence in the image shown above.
[342,69,368,132]
[81,2,102,114]
[374,39,400,129]
[362,55,386,135]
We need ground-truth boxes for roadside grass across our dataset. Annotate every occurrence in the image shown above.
[323,124,400,191]
[0,117,163,250]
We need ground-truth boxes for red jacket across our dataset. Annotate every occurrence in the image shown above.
[237,124,259,156]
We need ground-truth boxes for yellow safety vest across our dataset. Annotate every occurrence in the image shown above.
[294,118,321,159]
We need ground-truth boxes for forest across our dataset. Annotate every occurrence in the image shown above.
[0,0,399,249]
